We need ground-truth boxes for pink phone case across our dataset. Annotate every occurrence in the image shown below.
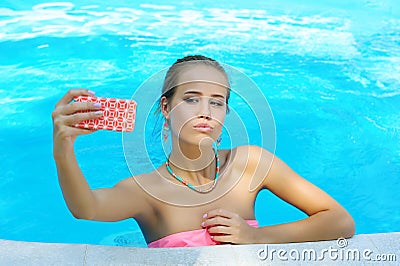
[73,96,137,132]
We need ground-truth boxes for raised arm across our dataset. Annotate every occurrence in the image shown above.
[256,147,355,243]
[52,89,148,221]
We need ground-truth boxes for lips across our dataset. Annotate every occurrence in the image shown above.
[193,123,213,132]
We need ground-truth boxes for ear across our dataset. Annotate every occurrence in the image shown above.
[160,96,169,119]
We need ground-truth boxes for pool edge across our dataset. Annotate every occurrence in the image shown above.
[1,232,399,265]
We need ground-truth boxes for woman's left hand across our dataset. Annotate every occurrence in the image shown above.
[201,208,257,244]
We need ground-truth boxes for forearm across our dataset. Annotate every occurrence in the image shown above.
[254,209,355,244]
[54,148,97,220]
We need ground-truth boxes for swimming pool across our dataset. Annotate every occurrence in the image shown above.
[0,0,399,247]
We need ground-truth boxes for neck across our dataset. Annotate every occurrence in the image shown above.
[167,139,217,184]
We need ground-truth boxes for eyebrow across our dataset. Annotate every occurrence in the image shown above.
[183,90,226,99]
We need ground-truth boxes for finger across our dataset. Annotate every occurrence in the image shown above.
[57,101,102,116]
[210,234,232,244]
[55,124,97,139]
[207,225,232,235]
[55,89,95,108]
[202,216,232,228]
[68,126,97,136]
[204,208,236,220]
[64,110,103,125]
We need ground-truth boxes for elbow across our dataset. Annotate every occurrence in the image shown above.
[72,213,92,220]
[70,208,96,221]
[337,210,356,239]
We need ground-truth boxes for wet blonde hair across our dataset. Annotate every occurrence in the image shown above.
[160,55,230,111]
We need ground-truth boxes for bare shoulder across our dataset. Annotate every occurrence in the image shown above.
[104,170,163,220]
[114,170,163,194]
[234,145,273,154]
[218,145,275,192]
[232,145,274,166]
[88,171,164,222]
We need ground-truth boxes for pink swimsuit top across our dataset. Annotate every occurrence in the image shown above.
[148,220,258,248]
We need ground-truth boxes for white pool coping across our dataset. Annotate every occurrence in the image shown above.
[1,233,399,265]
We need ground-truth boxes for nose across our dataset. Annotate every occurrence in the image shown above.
[198,114,211,120]
[198,98,211,120]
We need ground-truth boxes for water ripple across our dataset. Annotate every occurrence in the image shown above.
[0,4,361,59]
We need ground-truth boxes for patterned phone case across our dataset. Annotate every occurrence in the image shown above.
[73,96,137,132]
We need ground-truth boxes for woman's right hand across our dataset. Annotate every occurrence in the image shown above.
[52,89,103,158]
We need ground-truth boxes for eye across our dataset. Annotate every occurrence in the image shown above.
[184,97,199,104]
[210,99,225,107]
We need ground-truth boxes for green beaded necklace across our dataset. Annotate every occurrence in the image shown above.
[165,148,220,193]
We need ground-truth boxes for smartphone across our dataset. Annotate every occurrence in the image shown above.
[73,95,137,132]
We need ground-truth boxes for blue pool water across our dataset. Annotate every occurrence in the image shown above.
[0,1,399,247]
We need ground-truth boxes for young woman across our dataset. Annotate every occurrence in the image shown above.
[52,55,355,248]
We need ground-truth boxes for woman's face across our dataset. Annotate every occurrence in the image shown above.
[165,65,229,147]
